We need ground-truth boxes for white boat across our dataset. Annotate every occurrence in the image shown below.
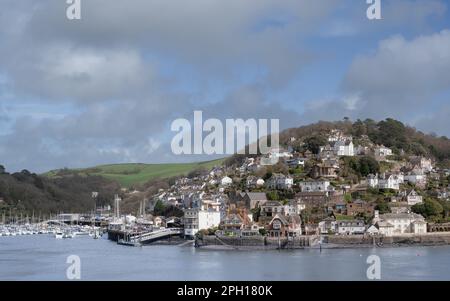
[55,232,63,239]
[62,231,75,239]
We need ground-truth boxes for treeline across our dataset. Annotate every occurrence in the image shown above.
[280,118,450,167]
[0,166,120,216]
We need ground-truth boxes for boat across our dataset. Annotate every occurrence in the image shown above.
[55,231,63,239]
[62,231,75,239]
[117,238,141,247]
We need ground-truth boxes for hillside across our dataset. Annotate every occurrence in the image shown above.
[279,118,450,168]
[0,169,120,216]
[44,159,226,187]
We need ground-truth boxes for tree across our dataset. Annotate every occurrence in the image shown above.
[411,198,443,219]
[266,191,279,201]
[304,135,327,154]
[0,165,5,174]
[375,200,390,214]
[153,200,166,216]
[358,156,380,177]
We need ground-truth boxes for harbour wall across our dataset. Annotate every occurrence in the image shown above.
[196,233,450,249]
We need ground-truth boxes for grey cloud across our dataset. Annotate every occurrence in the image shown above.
[300,30,450,136]
[321,0,447,37]
[17,0,337,88]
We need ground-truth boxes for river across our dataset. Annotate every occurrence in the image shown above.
[1,235,449,280]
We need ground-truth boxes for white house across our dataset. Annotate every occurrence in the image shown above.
[334,140,354,157]
[328,129,352,143]
[336,220,366,235]
[266,173,293,190]
[368,173,402,190]
[286,158,306,168]
[268,148,293,159]
[410,156,433,172]
[366,225,380,236]
[319,217,337,234]
[183,201,221,237]
[220,176,233,186]
[377,212,427,236]
[300,180,331,192]
[375,145,393,157]
[379,174,402,190]
[404,170,427,186]
[377,221,394,237]
[406,189,423,206]
[246,176,265,189]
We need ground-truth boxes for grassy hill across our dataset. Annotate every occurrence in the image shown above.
[44,158,226,187]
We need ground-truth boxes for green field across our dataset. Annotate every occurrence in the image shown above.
[44,158,226,187]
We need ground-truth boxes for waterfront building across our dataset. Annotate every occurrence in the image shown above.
[318,217,337,234]
[183,201,221,238]
[377,212,427,236]
[336,220,366,235]
[267,213,302,238]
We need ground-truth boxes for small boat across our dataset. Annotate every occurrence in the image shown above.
[62,231,74,239]
[55,232,63,239]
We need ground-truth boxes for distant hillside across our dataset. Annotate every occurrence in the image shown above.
[0,169,120,216]
[43,159,226,187]
[279,118,450,168]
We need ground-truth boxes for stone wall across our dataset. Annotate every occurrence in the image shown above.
[197,235,312,249]
[326,233,450,246]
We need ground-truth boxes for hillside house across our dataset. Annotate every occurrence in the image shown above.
[368,173,402,190]
[266,173,293,190]
[246,176,265,189]
[240,192,267,209]
[334,140,354,157]
[300,180,332,192]
[309,163,338,179]
[220,176,233,186]
[375,145,393,158]
[346,200,376,216]
[404,169,427,187]
[409,156,433,172]
[405,189,423,206]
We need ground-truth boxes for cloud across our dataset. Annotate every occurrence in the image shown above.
[7,0,337,89]
[300,29,450,135]
[320,0,447,37]
[0,0,449,173]
[2,44,154,102]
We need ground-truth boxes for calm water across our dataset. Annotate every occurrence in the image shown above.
[1,235,450,281]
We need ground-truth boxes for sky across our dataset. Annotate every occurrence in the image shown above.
[1,0,450,173]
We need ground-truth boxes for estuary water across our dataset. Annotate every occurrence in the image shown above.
[1,235,449,281]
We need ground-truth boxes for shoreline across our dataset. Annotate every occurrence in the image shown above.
[194,232,450,251]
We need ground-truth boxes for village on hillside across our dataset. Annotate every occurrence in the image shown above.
[111,126,450,246]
